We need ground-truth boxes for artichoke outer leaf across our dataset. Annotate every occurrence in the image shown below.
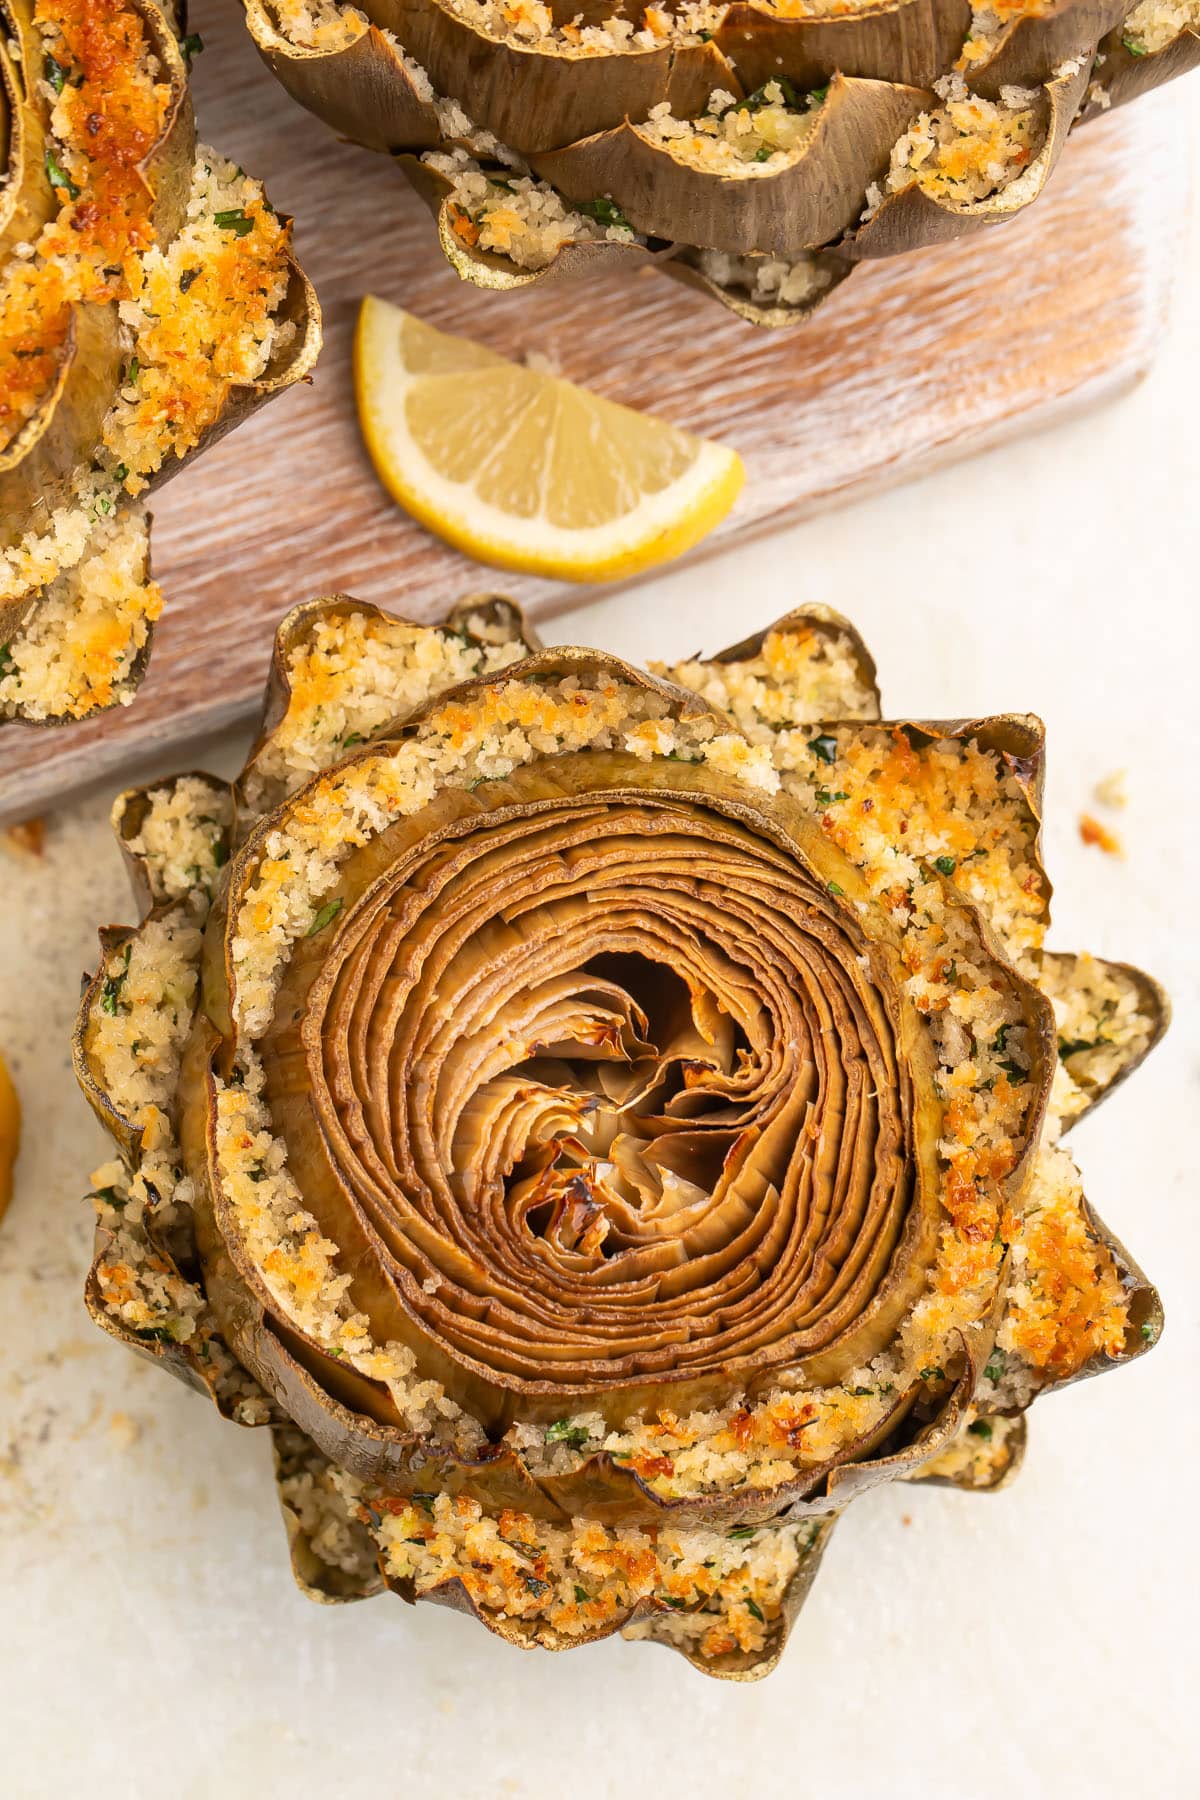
[713,0,973,92]
[843,58,1092,260]
[1081,19,1200,116]
[400,153,675,291]
[1035,1195,1164,1398]
[661,249,858,329]
[158,250,322,481]
[1044,951,1171,1131]
[964,0,1128,100]
[648,1514,840,1683]
[243,0,443,151]
[532,75,933,259]
[710,601,883,719]
[272,1424,386,1602]
[0,302,125,550]
[370,0,743,155]
[0,18,55,262]
[911,1411,1028,1491]
[239,591,542,819]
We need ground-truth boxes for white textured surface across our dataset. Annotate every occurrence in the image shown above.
[2,117,1199,1800]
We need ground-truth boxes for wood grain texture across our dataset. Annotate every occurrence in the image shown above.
[0,0,1189,825]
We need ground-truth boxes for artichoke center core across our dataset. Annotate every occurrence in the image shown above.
[257,761,927,1417]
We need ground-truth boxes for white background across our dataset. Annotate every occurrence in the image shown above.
[2,103,1198,1800]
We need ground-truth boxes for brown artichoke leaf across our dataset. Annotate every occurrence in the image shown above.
[844,56,1091,260]
[661,246,857,328]
[533,75,932,257]
[631,1514,839,1682]
[1082,15,1200,115]
[909,1410,1027,1491]
[239,592,542,821]
[243,0,443,151]
[0,503,160,726]
[714,0,973,91]
[1043,950,1170,1130]
[963,0,1127,99]
[161,250,322,480]
[0,14,55,261]
[401,151,672,288]
[0,303,124,550]
[373,0,742,154]
[272,1423,386,1602]
[709,601,883,718]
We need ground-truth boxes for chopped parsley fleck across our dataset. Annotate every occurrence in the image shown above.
[918,1365,945,1382]
[126,357,140,384]
[1140,1322,1156,1342]
[412,1492,436,1515]
[826,881,845,897]
[809,733,837,764]
[342,731,364,749]
[745,1596,765,1622]
[933,855,957,876]
[1058,1036,1101,1060]
[214,207,254,237]
[573,1584,589,1604]
[815,789,848,807]
[522,1573,550,1598]
[727,1526,757,1541]
[967,1419,993,1440]
[0,644,15,681]
[179,266,201,293]
[545,1419,590,1449]
[45,149,80,200]
[44,54,68,93]
[729,76,803,114]
[307,898,343,936]
[577,196,631,231]
[180,32,204,61]
[100,944,132,1015]
[112,462,129,484]
[1122,35,1148,54]
[983,1354,1005,1383]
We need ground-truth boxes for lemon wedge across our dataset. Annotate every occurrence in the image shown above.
[354,298,744,582]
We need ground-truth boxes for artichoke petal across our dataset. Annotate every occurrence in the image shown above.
[844,57,1092,260]
[713,0,973,91]
[661,246,858,327]
[1082,15,1200,115]
[964,0,1128,100]
[244,0,443,151]
[533,75,932,258]
[400,150,674,288]
[1043,951,1170,1130]
[372,0,743,155]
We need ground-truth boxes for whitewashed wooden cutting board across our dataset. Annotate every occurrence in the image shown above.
[0,0,1190,825]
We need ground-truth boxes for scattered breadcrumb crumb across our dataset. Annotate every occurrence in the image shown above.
[1093,770,1127,810]
[1079,813,1123,857]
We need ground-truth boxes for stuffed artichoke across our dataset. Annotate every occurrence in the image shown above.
[74,593,1166,1676]
[242,0,1198,326]
[0,0,320,726]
